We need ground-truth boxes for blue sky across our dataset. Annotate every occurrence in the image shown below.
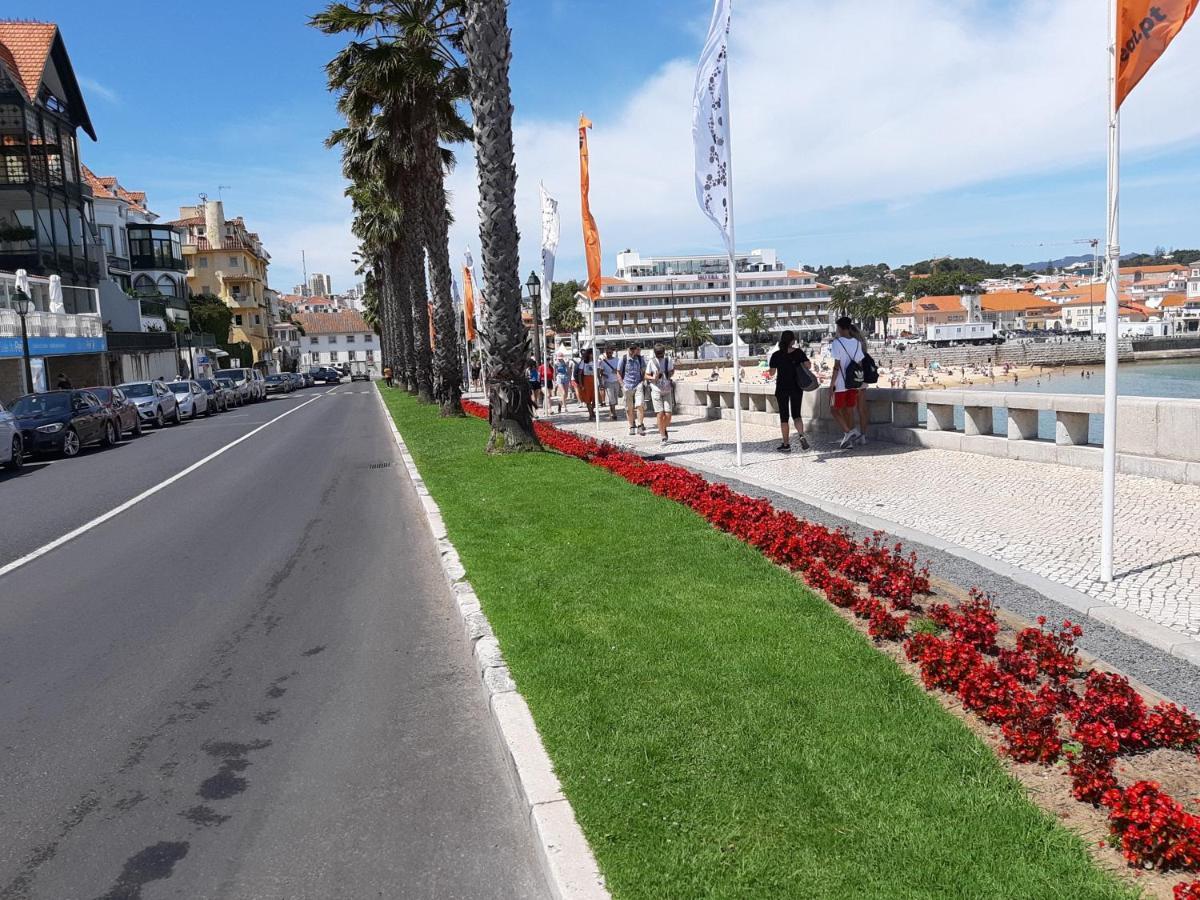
[26,0,1200,293]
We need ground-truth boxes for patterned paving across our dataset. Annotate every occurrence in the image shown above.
[538,399,1200,640]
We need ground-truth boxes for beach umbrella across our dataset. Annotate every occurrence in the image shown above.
[48,275,65,315]
[15,268,29,299]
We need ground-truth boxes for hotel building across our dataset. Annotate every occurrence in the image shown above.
[586,248,833,348]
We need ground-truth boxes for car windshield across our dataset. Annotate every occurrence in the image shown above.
[13,394,69,415]
[266,375,284,382]
[90,388,112,402]
[168,382,190,393]
[217,379,233,386]
[197,380,215,390]
[122,383,155,398]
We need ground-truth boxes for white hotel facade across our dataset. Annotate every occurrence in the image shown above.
[585,248,833,348]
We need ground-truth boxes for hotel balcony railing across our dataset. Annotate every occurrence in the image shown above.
[107,253,131,272]
[0,307,104,339]
[0,269,100,316]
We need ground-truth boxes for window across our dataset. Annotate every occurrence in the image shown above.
[327,335,337,343]
[156,275,178,297]
[198,257,209,268]
[346,334,355,343]
[229,256,239,267]
[253,315,261,325]
[133,274,155,295]
[234,314,243,326]
[98,224,115,254]
[364,333,373,342]
[349,351,358,361]
[309,336,319,345]
[329,351,340,362]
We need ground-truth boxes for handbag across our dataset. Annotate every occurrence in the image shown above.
[795,361,818,392]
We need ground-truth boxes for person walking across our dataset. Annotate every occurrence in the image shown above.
[469,359,481,392]
[553,354,571,412]
[619,344,647,436]
[382,365,393,388]
[645,343,675,445]
[830,317,865,449]
[848,322,871,444]
[526,356,543,410]
[767,330,811,452]
[574,349,597,420]
[598,346,621,421]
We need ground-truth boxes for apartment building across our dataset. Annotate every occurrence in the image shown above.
[587,248,832,348]
[292,310,378,374]
[171,199,273,367]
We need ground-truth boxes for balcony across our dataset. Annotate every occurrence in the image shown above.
[107,253,131,273]
[0,270,106,358]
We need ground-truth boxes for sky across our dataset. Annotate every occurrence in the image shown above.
[26,0,1200,294]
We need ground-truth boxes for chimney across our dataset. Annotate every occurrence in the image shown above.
[204,200,225,250]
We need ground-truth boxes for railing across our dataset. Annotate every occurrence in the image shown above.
[672,382,1200,485]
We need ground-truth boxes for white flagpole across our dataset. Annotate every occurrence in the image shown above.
[1100,0,1120,583]
[725,51,743,467]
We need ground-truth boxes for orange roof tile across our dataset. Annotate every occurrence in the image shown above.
[292,311,371,335]
[1122,264,1188,275]
[0,21,56,101]
[909,295,965,313]
[600,276,628,286]
[786,269,817,278]
[80,164,113,199]
[979,291,1057,312]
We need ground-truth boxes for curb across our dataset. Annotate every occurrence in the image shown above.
[376,391,610,900]
[663,451,1200,669]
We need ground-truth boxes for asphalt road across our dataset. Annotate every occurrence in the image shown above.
[0,385,546,899]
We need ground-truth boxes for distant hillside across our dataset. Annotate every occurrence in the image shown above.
[1023,254,1100,273]
[1024,249,1200,272]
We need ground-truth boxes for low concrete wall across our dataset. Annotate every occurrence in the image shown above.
[673,382,1200,485]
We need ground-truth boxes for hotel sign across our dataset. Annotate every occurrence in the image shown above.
[0,335,108,358]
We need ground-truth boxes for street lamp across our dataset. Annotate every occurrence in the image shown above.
[13,274,35,394]
[525,271,545,412]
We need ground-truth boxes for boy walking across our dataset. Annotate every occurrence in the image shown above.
[645,343,675,445]
[599,346,621,421]
[830,316,865,448]
[619,344,646,436]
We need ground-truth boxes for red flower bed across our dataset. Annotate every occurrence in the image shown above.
[458,399,1200,889]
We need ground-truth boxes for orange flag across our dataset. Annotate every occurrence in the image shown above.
[1117,0,1198,107]
[428,302,436,349]
[462,266,477,342]
[578,115,602,301]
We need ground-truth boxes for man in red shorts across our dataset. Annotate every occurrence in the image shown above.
[830,316,864,449]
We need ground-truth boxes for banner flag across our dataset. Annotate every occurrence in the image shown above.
[540,182,559,319]
[693,0,733,255]
[464,248,483,334]
[578,115,602,301]
[1117,0,1197,106]
[461,267,477,343]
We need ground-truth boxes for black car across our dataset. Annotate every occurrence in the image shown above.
[12,390,119,457]
[311,367,341,385]
[86,386,143,438]
[195,378,228,412]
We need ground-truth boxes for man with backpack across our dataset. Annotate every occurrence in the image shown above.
[619,344,646,436]
[830,316,866,449]
[645,343,676,445]
[598,346,621,421]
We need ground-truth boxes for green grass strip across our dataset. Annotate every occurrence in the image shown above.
[381,388,1131,900]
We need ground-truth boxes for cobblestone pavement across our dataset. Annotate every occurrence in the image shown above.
[534,399,1200,640]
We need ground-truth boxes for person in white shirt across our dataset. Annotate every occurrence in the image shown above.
[829,316,865,449]
[598,346,621,421]
[644,343,675,444]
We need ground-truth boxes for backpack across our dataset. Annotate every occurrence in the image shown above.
[836,338,865,389]
[861,349,879,385]
[619,355,643,383]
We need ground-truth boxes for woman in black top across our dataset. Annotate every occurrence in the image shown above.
[767,330,810,452]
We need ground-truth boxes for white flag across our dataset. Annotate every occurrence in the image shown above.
[539,182,559,320]
[692,0,733,255]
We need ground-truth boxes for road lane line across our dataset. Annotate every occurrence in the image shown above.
[0,393,325,579]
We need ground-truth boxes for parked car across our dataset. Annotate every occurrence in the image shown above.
[216,376,243,407]
[218,372,252,405]
[264,373,293,395]
[311,366,341,385]
[0,399,23,471]
[286,372,305,390]
[221,368,265,402]
[11,390,118,457]
[86,386,143,438]
[120,380,181,428]
[349,362,371,382]
[168,380,211,419]
[195,378,228,412]
[301,371,315,387]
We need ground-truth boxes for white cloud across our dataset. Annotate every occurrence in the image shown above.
[78,76,119,104]
[446,0,1200,280]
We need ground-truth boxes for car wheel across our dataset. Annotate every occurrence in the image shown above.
[205,400,214,417]
[61,428,81,458]
[155,409,164,429]
[5,435,22,471]
[102,420,118,447]
[190,404,198,420]
[134,417,144,437]
[171,406,182,425]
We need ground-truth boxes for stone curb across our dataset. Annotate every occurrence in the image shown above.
[376,391,609,900]
[665,451,1200,670]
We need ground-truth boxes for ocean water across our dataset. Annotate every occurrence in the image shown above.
[920,360,1200,443]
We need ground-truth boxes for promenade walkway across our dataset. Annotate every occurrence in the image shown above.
[533,399,1199,647]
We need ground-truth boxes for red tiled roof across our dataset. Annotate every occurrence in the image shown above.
[292,311,372,335]
[0,21,56,101]
[80,164,113,199]
[908,295,964,313]
[980,291,1058,312]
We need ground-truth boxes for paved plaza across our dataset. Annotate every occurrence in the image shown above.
[527,396,1200,644]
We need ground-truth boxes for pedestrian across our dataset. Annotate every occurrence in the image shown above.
[848,322,872,444]
[619,343,647,436]
[553,354,571,411]
[767,330,811,452]
[645,342,675,444]
[469,359,482,391]
[527,356,542,410]
[56,372,72,389]
[574,348,597,420]
[598,346,621,421]
[383,365,393,388]
[829,316,865,448]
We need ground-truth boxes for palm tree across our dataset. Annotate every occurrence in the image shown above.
[828,284,857,320]
[462,0,538,450]
[737,307,769,353]
[861,292,902,339]
[676,317,713,359]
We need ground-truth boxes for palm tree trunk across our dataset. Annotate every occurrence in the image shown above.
[389,243,417,393]
[463,0,538,451]
[416,121,463,417]
[399,190,434,403]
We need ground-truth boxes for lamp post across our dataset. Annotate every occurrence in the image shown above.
[13,286,35,394]
[525,271,545,413]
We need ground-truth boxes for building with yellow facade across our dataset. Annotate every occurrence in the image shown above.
[170,199,273,366]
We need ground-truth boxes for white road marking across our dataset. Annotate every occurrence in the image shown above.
[0,393,325,580]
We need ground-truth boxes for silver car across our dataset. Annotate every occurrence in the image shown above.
[119,380,181,428]
[220,368,264,402]
[168,380,211,419]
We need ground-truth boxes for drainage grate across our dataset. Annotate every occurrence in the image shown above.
[366,462,394,470]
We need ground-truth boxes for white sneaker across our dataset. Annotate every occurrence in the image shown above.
[838,432,855,449]
[857,432,869,446]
